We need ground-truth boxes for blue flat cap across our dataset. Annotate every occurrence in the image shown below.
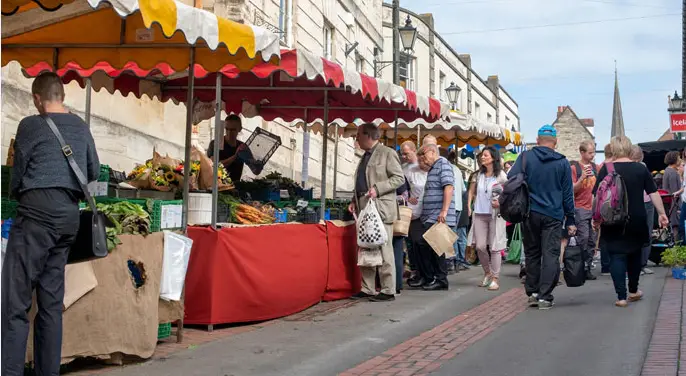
[538,124,557,138]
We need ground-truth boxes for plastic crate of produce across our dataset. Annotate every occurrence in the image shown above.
[157,322,172,340]
[151,200,183,232]
[98,165,110,182]
[295,187,314,200]
[252,188,281,203]
[1,198,18,220]
[274,209,288,223]
[297,211,319,224]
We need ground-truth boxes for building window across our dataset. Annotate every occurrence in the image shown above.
[487,113,493,122]
[278,0,293,46]
[505,115,510,128]
[475,102,481,119]
[355,53,365,73]
[323,22,334,60]
[398,53,416,90]
[438,72,446,101]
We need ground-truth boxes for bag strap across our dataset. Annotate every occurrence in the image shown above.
[606,162,615,175]
[42,115,99,214]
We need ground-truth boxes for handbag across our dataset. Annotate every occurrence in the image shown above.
[505,224,523,264]
[43,115,109,264]
[393,198,412,237]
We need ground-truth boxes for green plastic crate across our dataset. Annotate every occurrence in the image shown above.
[98,165,110,182]
[150,200,183,232]
[157,322,172,340]
[1,198,18,220]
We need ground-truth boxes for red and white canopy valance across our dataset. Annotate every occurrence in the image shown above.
[22,49,451,125]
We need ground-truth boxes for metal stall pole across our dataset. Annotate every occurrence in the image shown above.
[182,49,196,231]
[332,122,339,200]
[417,126,421,148]
[394,110,399,150]
[85,78,92,126]
[211,73,223,229]
[302,109,310,188]
[319,90,329,221]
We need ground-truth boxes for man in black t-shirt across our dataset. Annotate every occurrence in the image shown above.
[207,114,247,183]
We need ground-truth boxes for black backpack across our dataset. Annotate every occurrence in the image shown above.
[498,152,530,224]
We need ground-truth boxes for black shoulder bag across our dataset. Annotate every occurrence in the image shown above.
[43,115,109,264]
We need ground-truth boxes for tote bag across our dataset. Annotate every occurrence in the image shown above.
[393,199,412,237]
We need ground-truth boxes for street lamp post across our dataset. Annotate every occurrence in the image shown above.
[373,2,417,83]
[445,82,461,110]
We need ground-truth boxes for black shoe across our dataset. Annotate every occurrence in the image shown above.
[350,291,374,300]
[586,270,597,280]
[407,277,425,288]
[422,279,449,291]
[370,293,396,302]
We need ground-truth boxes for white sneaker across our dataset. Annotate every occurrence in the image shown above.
[643,268,654,275]
[479,275,493,287]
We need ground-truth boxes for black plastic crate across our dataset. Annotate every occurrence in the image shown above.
[217,203,231,223]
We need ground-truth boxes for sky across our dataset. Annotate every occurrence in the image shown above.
[398,0,683,150]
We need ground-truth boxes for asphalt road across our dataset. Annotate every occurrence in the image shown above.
[434,269,666,376]
[102,265,666,376]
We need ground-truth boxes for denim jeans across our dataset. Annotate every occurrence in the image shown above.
[452,223,468,267]
[610,252,642,301]
[392,236,405,292]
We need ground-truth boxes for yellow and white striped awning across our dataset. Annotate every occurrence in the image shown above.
[2,0,281,72]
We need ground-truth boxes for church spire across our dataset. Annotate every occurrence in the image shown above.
[611,61,625,138]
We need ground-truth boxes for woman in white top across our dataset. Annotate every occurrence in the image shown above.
[468,146,508,291]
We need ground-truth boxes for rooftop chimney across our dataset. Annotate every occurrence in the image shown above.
[557,106,568,117]
[486,75,499,94]
[458,54,471,68]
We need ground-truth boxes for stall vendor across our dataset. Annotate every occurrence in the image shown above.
[208,114,247,182]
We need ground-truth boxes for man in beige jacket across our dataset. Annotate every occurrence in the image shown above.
[349,123,405,302]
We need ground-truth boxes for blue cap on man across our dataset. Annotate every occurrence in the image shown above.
[537,124,557,138]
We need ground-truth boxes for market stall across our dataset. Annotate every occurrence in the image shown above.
[20,47,457,325]
[2,0,282,364]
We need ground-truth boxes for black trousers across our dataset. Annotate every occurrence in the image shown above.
[522,211,562,302]
[413,221,448,285]
[2,189,79,376]
[408,219,423,274]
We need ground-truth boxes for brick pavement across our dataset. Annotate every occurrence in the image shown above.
[339,287,528,376]
[641,278,684,376]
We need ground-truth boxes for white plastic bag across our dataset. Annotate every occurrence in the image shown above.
[355,199,388,248]
[357,248,383,267]
[160,231,193,301]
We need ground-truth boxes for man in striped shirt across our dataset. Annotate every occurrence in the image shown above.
[410,143,455,291]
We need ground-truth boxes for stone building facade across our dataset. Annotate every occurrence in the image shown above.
[1,0,520,197]
[552,106,596,160]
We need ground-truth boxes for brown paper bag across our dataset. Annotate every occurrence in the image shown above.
[423,222,457,258]
[63,262,98,311]
[191,146,215,190]
[151,151,181,170]
[127,170,151,189]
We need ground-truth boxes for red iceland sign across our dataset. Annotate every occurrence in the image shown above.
[671,112,686,133]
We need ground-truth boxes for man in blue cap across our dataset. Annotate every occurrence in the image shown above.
[507,124,576,310]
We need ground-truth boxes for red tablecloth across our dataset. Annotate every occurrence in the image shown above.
[322,222,361,301]
[185,224,329,325]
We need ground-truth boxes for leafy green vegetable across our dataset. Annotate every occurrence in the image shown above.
[89,201,152,251]
[661,245,686,267]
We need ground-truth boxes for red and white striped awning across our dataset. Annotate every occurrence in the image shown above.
[22,49,451,125]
